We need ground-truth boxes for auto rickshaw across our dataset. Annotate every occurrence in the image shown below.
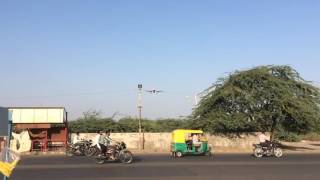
[171,129,211,157]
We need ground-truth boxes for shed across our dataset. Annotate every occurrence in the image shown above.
[9,107,68,152]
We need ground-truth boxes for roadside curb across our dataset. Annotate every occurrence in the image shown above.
[21,151,66,156]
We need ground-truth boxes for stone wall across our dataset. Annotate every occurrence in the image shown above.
[75,132,262,153]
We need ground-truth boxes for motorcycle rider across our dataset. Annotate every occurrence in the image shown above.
[259,131,271,148]
[72,132,81,144]
[92,131,102,151]
[98,131,114,156]
[98,131,106,156]
[105,131,113,146]
[72,132,83,150]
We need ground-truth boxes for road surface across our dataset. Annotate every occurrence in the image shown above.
[11,153,320,180]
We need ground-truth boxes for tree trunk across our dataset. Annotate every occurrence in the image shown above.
[270,118,277,141]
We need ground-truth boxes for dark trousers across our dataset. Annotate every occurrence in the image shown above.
[99,144,107,155]
[186,140,192,150]
[260,141,271,148]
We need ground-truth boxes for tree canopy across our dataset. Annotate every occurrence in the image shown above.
[192,65,320,139]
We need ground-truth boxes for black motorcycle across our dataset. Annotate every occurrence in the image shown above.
[253,141,283,158]
[84,143,100,157]
[95,142,133,164]
[66,140,91,157]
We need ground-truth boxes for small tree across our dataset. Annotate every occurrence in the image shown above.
[192,65,320,139]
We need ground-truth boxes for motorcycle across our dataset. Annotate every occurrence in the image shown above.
[95,141,133,164]
[84,143,99,157]
[253,140,283,158]
[66,140,92,157]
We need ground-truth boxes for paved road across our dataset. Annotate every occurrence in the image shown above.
[11,153,320,180]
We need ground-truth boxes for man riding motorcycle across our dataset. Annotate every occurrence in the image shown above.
[259,131,271,148]
[253,131,283,158]
[72,132,85,152]
[98,131,114,159]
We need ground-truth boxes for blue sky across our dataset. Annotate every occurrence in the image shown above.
[0,0,319,119]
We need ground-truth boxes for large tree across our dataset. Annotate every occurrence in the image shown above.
[192,65,320,139]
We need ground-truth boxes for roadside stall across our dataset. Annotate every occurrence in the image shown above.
[9,107,68,152]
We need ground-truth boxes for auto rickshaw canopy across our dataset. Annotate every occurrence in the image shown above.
[171,129,206,143]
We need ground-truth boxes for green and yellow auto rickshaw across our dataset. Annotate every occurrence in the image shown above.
[171,129,211,157]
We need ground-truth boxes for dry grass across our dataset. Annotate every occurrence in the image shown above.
[300,133,320,141]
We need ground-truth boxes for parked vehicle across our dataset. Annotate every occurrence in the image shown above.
[95,141,133,164]
[253,141,283,158]
[171,129,211,158]
[84,144,99,157]
[66,140,91,157]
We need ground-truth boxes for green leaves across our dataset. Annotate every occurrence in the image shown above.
[68,111,187,133]
[192,65,320,136]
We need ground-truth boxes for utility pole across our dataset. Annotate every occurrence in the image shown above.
[137,84,144,149]
[194,94,199,106]
[137,84,142,133]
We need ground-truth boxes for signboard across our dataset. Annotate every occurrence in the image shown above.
[0,107,8,136]
[9,108,66,124]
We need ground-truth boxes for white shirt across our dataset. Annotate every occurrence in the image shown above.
[92,134,101,146]
[72,135,81,144]
[259,134,269,143]
[192,134,199,143]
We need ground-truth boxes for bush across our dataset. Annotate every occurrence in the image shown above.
[69,114,188,133]
[275,131,301,142]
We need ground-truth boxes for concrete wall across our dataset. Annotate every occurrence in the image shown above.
[75,133,261,153]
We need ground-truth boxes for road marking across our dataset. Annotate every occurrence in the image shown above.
[16,161,320,170]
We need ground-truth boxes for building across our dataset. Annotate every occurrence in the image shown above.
[8,107,68,152]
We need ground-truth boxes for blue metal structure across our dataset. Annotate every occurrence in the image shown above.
[2,111,12,180]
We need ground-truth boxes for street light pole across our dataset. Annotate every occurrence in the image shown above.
[194,94,199,106]
[137,84,144,149]
[137,84,142,134]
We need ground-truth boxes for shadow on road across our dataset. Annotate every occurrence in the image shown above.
[133,156,143,163]
[281,144,315,151]
[310,144,320,147]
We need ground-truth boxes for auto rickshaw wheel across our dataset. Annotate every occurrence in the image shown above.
[175,151,183,158]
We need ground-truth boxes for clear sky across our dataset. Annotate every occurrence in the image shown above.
[0,0,319,120]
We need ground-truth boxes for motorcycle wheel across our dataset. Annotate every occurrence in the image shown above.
[253,147,263,158]
[273,147,283,158]
[79,147,86,156]
[66,148,75,157]
[85,147,97,157]
[119,151,133,164]
[95,155,106,164]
